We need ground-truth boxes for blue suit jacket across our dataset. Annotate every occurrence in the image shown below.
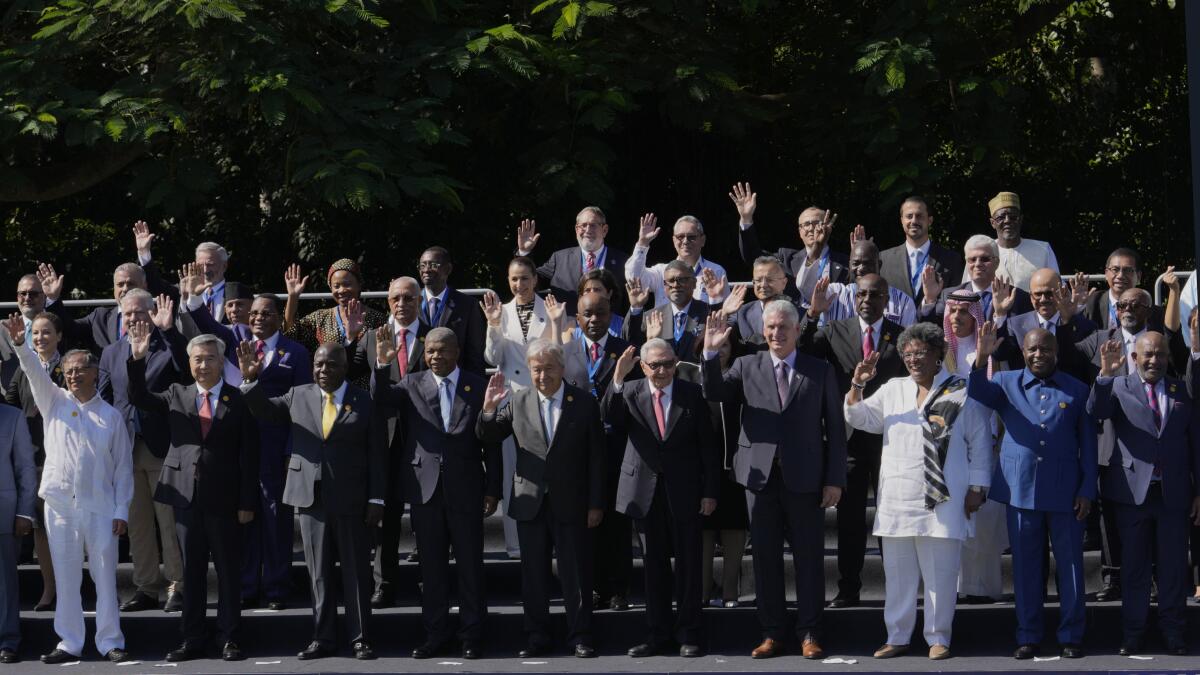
[968,367,1098,512]
[1087,374,1200,509]
[99,329,189,459]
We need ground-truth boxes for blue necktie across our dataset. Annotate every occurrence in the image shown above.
[439,378,453,432]
[981,290,993,320]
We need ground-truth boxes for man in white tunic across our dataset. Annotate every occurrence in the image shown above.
[3,317,133,664]
[975,192,1059,292]
[844,322,993,660]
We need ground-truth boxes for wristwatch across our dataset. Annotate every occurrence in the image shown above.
[969,485,986,495]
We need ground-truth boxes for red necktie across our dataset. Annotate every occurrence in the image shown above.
[199,392,213,439]
[396,328,409,377]
[652,389,666,439]
[862,325,875,359]
[585,251,597,271]
[589,342,601,363]
[255,339,265,361]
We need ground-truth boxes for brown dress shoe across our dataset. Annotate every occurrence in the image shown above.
[750,638,779,659]
[802,637,825,660]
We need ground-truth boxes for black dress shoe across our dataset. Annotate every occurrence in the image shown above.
[1118,641,1141,657]
[461,642,482,660]
[0,649,18,664]
[591,592,610,610]
[222,642,244,661]
[40,649,78,664]
[163,591,183,613]
[297,642,333,660]
[827,593,860,608]
[1095,584,1121,602]
[1167,640,1188,656]
[34,599,55,612]
[353,641,375,660]
[960,594,996,605]
[370,587,392,609]
[266,600,285,611]
[1013,644,1039,660]
[406,550,420,562]
[518,642,549,658]
[1061,643,1084,658]
[628,642,669,657]
[106,648,129,663]
[680,644,703,657]
[241,597,259,610]
[610,594,629,611]
[119,592,158,612]
[412,641,443,659]
[574,644,596,658]
[165,644,205,662]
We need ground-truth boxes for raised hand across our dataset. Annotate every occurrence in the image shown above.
[703,311,732,353]
[644,309,663,338]
[1054,282,1077,321]
[151,294,175,331]
[700,269,726,300]
[613,345,639,384]
[1068,271,1092,308]
[729,182,757,224]
[720,283,748,318]
[852,350,880,386]
[482,372,508,412]
[807,276,831,316]
[516,219,540,253]
[480,291,503,326]
[1191,308,1199,354]
[1099,339,1124,377]
[544,293,564,324]
[920,266,943,304]
[177,262,208,299]
[2,313,24,345]
[636,213,660,247]
[991,277,1016,318]
[284,263,310,297]
[128,320,152,360]
[36,263,64,303]
[236,340,264,382]
[1164,265,1180,294]
[375,325,396,364]
[814,209,838,245]
[850,224,869,245]
[342,298,364,340]
[132,220,155,254]
[976,320,999,360]
[625,279,650,309]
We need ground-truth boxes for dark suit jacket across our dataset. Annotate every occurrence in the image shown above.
[55,302,121,355]
[127,358,259,515]
[99,329,190,458]
[798,315,905,397]
[243,382,388,516]
[737,224,851,285]
[603,378,719,520]
[918,281,1034,324]
[879,242,964,305]
[476,383,606,526]
[1088,374,1200,509]
[535,245,629,314]
[1071,324,1189,383]
[562,334,632,400]
[993,311,1098,382]
[1082,290,1168,333]
[623,301,714,361]
[372,368,501,513]
[350,324,430,406]
[701,350,847,494]
[420,288,486,375]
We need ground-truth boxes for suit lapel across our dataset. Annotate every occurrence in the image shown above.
[186,384,204,439]
[663,383,683,439]
[635,383,662,441]
[1120,375,1159,437]
[417,371,441,425]
[522,389,549,450]
[549,390,575,451]
[307,386,325,438]
[449,376,471,433]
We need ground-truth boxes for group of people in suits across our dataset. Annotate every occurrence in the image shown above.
[0,183,1197,667]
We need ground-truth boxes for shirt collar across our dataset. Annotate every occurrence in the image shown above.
[423,286,448,304]
[769,349,797,371]
[648,380,674,399]
[858,316,884,336]
[321,381,349,407]
[1020,368,1058,389]
[1037,311,1060,328]
[388,315,420,335]
[1136,372,1164,394]
[1121,327,1144,344]
[906,240,931,257]
[538,384,564,406]
[583,334,608,351]
[431,367,460,390]
[197,379,224,401]
[670,301,692,317]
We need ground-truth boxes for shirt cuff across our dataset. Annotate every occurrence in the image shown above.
[967,472,992,489]
[702,350,719,361]
[185,294,205,312]
[633,244,649,255]
[368,499,385,506]
[629,307,643,316]
[114,505,129,522]
[138,251,152,266]
[15,514,34,523]
[516,248,532,257]
[611,381,623,393]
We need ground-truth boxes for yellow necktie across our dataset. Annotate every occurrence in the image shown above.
[321,392,337,439]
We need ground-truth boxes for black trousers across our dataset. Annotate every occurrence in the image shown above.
[297,485,373,648]
[372,496,406,594]
[835,433,881,596]
[1098,494,1124,586]
[173,505,241,646]
[517,498,594,647]
[410,484,486,643]
[636,479,703,646]
[1115,485,1190,642]
[593,465,632,600]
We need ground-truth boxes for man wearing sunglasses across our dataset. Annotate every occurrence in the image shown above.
[979,192,1059,293]
[626,215,728,305]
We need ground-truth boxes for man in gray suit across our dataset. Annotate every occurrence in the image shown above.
[239,342,387,661]
[0,383,36,664]
[702,299,847,660]
[371,326,500,660]
[477,339,606,659]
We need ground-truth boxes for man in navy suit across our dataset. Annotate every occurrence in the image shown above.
[417,247,486,375]
[371,326,500,660]
[701,299,846,660]
[515,209,629,314]
[49,263,150,356]
[731,256,797,353]
[98,290,189,614]
[604,338,719,657]
[971,324,1097,660]
[1088,332,1200,656]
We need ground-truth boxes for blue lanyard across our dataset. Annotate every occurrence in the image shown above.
[421,292,447,327]
[333,307,347,342]
[909,248,929,291]
[580,246,606,273]
[584,341,604,397]
[814,249,829,279]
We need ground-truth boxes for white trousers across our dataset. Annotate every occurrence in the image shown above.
[501,436,520,556]
[44,501,124,656]
[881,535,962,647]
[959,499,1008,597]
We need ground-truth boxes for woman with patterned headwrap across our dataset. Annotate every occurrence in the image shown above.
[281,259,386,387]
[843,322,995,661]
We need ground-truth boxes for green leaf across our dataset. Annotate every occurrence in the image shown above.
[35,112,57,124]
[532,0,560,13]
[32,18,75,40]
[562,2,580,28]
[884,56,905,91]
[104,116,127,141]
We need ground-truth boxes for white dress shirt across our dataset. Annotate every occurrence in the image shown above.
[625,247,728,303]
[195,380,224,413]
[825,282,917,327]
[15,343,133,522]
[537,385,565,443]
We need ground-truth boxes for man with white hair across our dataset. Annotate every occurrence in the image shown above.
[98,290,188,614]
[4,318,130,664]
[921,234,1032,324]
[625,214,728,304]
[515,208,629,313]
[134,221,232,322]
[478,339,606,659]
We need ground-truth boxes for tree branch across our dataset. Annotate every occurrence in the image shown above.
[0,142,148,203]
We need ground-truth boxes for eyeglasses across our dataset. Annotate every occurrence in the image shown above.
[575,222,604,231]
[798,220,824,231]
[901,350,932,362]
[1115,301,1149,311]
[1030,290,1056,299]
[1106,266,1138,277]
[966,256,994,264]
[663,276,694,287]
[417,261,444,271]
[991,212,1020,223]
[16,290,42,298]
[673,234,701,243]
[389,294,419,302]
[753,276,784,285]
[644,361,677,371]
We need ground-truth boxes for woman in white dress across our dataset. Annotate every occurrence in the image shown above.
[480,257,551,558]
[844,322,994,660]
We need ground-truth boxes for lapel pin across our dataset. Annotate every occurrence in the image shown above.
[344,404,352,412]
[464,385,472,392]
[277,349,285,356]
[70,411,78,417]
[1059,401,1068,409]
[566,395,574,402]
[1170,384,1178,393]
[221,395,229,402]
[883,334,891,341]
[609,353,616,359]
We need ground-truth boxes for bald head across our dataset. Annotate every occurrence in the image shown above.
[1029,268,1063,320]
[423,326,460,376]
[1134,331,1169,384]
[387,276,421,325]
